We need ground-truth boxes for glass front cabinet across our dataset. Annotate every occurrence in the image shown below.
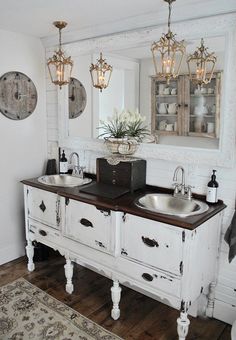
[151,72,221,139]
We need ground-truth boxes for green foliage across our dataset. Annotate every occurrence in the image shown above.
[98,109,150,141]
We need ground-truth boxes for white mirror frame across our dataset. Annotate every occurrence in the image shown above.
[57,13,236,168]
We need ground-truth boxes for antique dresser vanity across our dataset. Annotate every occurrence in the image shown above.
[22,178,225,340]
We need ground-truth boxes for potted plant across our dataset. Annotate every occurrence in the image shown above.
[122,109,149,142]
[98,109,149,154]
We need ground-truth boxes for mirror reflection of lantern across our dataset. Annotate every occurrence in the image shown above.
[187,38,217,88]
[90,53,113,92]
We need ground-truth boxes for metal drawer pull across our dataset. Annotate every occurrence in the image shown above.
[39,200,46,212]
[80,218,93,228]
[142,236,159,247]
[142,273,154,282]
[39,230,47,236]
[95,240,105,248]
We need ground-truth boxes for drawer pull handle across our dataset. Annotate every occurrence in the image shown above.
[142,273,153,282]
[39,200,46,212]
[39,230,47,236]
[95,240,105,248]
[80,218,93,228]
[142,236,159,247]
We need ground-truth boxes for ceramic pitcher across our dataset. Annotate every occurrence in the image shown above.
[159,103,168,114]
[167,103,178,114]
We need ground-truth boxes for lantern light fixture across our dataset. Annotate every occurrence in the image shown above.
[90,53,113,92]
[187,38,217,88]
[47,21,73,89]
[151,0,185,84]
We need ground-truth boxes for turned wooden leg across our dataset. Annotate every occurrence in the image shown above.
[26,240,35,272]
[206,281,216,317]
[177,312,190,340]
[64,258,74,294]
[111,280,121,320]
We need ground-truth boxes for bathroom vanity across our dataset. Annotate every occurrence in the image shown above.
[22,178,226,340]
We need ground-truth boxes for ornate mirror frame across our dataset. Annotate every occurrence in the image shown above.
[57,13,236,168]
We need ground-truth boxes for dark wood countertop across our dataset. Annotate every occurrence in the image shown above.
[21,177,226,231]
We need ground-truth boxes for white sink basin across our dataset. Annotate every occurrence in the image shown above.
[38,174,92,187]
[135,193,209,217]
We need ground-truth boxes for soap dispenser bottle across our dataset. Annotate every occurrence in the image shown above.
[206,170,218,203]
[59,150,68,174]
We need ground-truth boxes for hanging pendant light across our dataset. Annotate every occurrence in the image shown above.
[151,0,185,84]
[187,38,217,87]
[90,53,113,92]
[47,21,73,89]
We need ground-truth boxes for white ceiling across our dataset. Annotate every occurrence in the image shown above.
[0,0,235,45]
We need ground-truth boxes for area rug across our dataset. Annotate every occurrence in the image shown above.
[0,278,122,340]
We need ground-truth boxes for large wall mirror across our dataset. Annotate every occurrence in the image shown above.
[57,14,236,167]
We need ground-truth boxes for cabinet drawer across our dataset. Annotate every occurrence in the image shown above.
[63,199,112,253]
[121,214,183,275]
[118,258,181,298]
[27,187,60,229]
[215,283,236,306]
[218,251,236,288]
[28,219,60,245]
[214,299,236,325]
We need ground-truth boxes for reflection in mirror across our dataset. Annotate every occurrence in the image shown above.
[68,77,87,119]
[93,54,140,138]
[68,35,225,150]
[68,54,92,138]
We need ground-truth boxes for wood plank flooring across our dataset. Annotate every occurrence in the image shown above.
[0,253,231,340]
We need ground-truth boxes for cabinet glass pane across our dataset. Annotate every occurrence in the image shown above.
[189,76,217,137]
[152,78,179,135]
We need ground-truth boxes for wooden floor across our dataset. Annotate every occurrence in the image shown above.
[0,252,231,340]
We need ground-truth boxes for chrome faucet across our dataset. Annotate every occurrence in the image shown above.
[173,166,192,200]
[69,152,84,178]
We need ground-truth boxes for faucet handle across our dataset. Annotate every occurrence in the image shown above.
[172,182,180,194]
[79,166,86,178]
[185,185,195,199]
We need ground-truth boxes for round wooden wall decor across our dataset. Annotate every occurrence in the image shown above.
[0,71,37,120]
[68,77,87,119]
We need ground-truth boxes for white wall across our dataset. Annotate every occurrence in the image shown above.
[0,29,47,265]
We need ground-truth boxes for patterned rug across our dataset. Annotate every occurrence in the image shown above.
[0,278,122,340]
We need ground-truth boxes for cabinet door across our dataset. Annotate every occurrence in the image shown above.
[63,198,112,253]
[27,187,60,229]
[121,214,184,276]
[151,76,183,136]
[187,72,221,138]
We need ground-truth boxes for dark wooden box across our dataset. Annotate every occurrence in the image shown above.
[96,158,146,192]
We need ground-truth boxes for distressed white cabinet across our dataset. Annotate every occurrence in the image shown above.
[214,251,236,324]
[27,186,60,229]
[118,213,222,328]
[62,198,113,253]
[23,185,223,340]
